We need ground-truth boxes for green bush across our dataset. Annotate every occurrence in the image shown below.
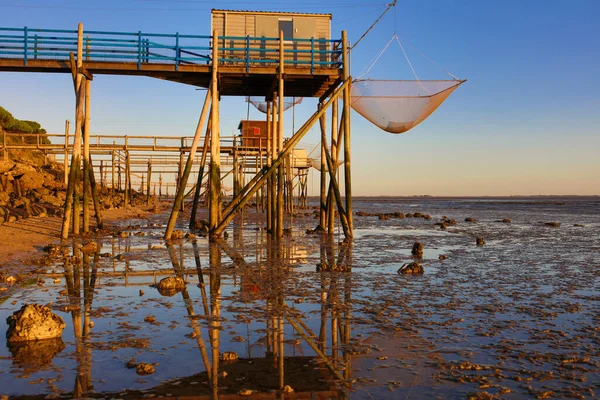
[0,106,51,144]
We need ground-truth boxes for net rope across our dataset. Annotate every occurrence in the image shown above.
[351,34,465,134]
[246,97,303,114]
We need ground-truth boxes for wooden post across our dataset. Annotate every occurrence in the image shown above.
[124,151,130,206]
[265,100,272,232]
[270,95,277,234]
[276,30,285,238]
[159,174,163,201]
[319,104,327,230]
[342,30,353,237]
[111,150,115,194]
[64,120,70,185]
[190,114,212,229]
[327,98,339,235]
[178,150,185,211]
[83,76,91,233]
[88,153,103,229]
[146,161,152,205]
[61,22,84,240]
[209,30,221,234]
[165,87,211,239]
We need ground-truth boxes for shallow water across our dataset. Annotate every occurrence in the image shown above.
[0,197,599,399]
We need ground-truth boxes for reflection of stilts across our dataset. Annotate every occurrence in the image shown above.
[215,238,352,390]
[64,241,98,397]
[167,243,213,381]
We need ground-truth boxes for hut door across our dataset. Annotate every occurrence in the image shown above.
[278,19,293,40]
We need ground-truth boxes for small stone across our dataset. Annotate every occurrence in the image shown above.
[231,336,246,342]
[411,242,424,258]
[184,232,196,239]
[81,241,98,254]
[283,385,294,393]
[220,351,239,361]
[136,363,155,375]
[170,230,184,240]
[139,289,145,296]
[238,389,252,396]
[53,279,61,284]
[439,255,448,260]
[144,315,156,323]
[6,276,16,285]
[544,222,561,227]
[465,217,477,222]
[397,262,424,275]
[476,237,486,246]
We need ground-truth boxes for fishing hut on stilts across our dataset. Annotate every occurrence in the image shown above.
[163,10,354,240]
[0,3,465,242]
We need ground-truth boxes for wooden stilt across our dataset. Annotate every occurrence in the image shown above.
[327,98,338,235]
[342,30,353,237]
[266,100,272,232]
[208,30,221,235]
[146,161,152,205]
[82,77,91,233]
[319,103,327,229]
[165,87,212,239]
[111,150,115,194]
[64,120,70,186]
[190,113,212,229]
[124,151,130,206]
[276,30,285,238]
[61,23,84,240]
[88,153,103,229]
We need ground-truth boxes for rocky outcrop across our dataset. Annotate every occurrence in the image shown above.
[6,304,66,342]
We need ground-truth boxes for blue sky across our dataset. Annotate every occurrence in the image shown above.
[1,0,598,195]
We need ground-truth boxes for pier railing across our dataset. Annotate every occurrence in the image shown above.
[0,27,342,71]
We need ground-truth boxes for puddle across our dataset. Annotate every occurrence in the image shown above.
[0,197,598,399]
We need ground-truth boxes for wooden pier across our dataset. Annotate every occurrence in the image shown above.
[0,9,353,240]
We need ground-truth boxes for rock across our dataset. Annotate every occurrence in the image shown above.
[398,262,424,275]
[126,358,137,369]
[238,389,253,396]
[144,315,156,323]
[423,214,431,220]
[184,232,196,239]
[465,217,477,222]
[544,222,561,227]
[283,385,294,394]
[501,218,511,223]
[220,351,239,361]
[439,255,448,260]
[139,289,144,296]
[414,212,424,218]
[170,230,185,239]
[6,275,16,285]
[155,276,185,297]
[411,242,424,258]
[476,237,486,246]
[440,222,447,231]
[81,241,98,254]
[136,363,155,375]
[6,304,66,342]
[19,171,45,191]
[378,214,390,220]
[573,224,584,227]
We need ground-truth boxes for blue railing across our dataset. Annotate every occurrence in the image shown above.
[0,27,342,72]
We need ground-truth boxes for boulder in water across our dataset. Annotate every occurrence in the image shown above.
[155,276,185,296]
[411,242,424,258]
[6,304,66,342]
[398,262,424,274]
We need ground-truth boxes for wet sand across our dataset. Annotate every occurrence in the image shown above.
[0,197,598,399]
